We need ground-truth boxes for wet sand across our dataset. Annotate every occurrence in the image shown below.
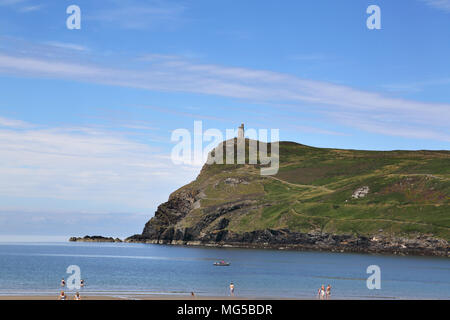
[0,295,124,300]
[0,294,264,300]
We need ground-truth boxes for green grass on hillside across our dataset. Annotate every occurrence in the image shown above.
[175,141,450,241]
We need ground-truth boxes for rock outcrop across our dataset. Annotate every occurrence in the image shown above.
[126,190,449,257]
[352,186,370,199]
[69,235,122,243]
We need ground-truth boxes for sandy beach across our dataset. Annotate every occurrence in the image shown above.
[0,294,267,300]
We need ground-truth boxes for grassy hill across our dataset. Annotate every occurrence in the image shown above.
[184,141,449,239]
[127,140,449,255]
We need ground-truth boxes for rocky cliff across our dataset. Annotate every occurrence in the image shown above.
[126,140,450,257]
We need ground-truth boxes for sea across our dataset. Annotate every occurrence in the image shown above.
[0,242,448,299]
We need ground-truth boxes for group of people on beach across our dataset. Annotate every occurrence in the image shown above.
[60,278,85,288]
[190,282,235,298]
[317,285,331,300]
[191,282,330,299]
[58,278,85,300]
[58,277,328,299]
[58,291,81,300]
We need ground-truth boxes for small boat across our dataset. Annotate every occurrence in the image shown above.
[213,260,230,266]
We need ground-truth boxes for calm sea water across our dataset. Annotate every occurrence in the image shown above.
[0,242,448,299]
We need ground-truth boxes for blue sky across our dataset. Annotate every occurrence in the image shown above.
[0,0,449,240]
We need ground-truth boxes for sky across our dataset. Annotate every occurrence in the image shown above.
[0,0,449,240]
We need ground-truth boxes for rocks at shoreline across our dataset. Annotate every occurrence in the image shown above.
[69,235,122,243]
[126,229,449,257]
[124,174,449,257]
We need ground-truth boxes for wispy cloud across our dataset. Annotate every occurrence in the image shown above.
[287,53,327,61]
[287,124,348,137]
[0,0,26,6]
[140,105,231,123]
[0,116,200,213]
[421,0,450,12]
[18,4,43,12]
[0,0,43,12]
[381,78,450,93]
[45,41,89,52]
[329,111,450,142]
[86,0,186,30]
[0,116,29,128]
[0,41,448,143]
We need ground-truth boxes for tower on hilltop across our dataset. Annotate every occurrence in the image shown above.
[238,123,244,139]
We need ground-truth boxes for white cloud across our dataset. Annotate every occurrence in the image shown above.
[45,41,89,52]
[330,112,450,142]
[288,53,327,61]
[0,0,26,6]
[421,0,450,12]
[86,0,186,30]
[381,78,450,93]
[0,0,43,12]
[0,116,30,128]
[0,48,448,143]
[19,4,43,12]
[0,54,106,77]
[0,117,200,213]
[289,124,348,136]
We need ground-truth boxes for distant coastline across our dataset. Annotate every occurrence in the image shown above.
[69,235,122,243]
[124,233,449,257]
[69,233,449,257]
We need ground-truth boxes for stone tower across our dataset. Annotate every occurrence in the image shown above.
[238,123,244,138]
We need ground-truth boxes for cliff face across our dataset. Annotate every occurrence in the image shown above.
[142,190,198,241]
[126,140,450,257]
[126,190,448,256]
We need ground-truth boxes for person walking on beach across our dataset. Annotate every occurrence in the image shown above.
[326,285,331,299]
[317,285,325,300]
[74,292,81,300]
[60,278,65,287]
[58,291,67,300]
[229,282,235,297]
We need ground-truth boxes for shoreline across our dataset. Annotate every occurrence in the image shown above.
[0,294,411,300]
[0,294,305,300]
[122,239,450,258]
[1,293,439,300]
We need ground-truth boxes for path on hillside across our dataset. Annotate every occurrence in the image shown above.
[291,209,450,229]
[386,173,449,180]
[264,176,334,193]
[322,172,449,191]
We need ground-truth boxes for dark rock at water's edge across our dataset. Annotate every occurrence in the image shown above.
[69,235,122,243]
[125,191,449,257]
[126,230,449,257]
